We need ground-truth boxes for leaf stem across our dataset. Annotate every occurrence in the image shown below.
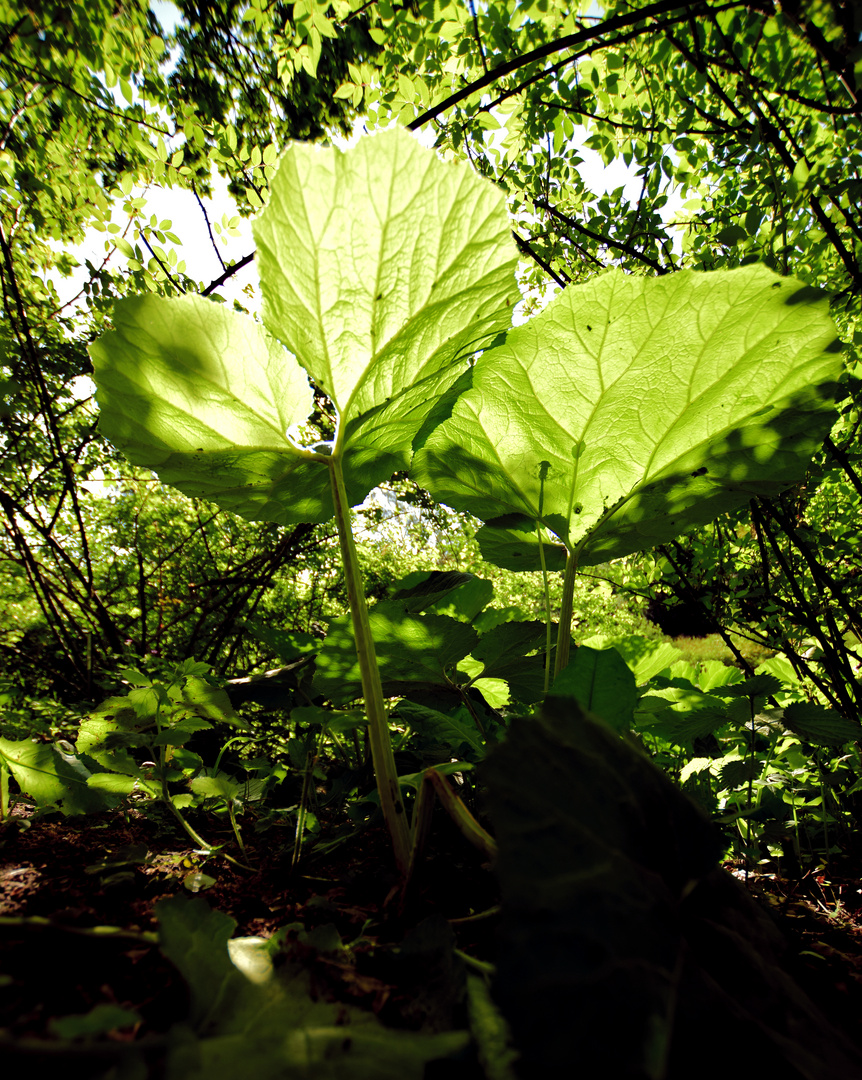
[554,550,579,679]
[537,527,552,694]
[328,455,412,875]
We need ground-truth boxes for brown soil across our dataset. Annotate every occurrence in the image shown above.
[3,801,862,1068]
[0,801,498,1048]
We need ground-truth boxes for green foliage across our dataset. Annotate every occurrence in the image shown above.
[0,0,373,698]
[169,0,378,205]
[92,130,520,525]
[88,130,840,875]
[570,634,862,863]
[30,895,471,1078]
[552,645,638,733]
[4,3,862,1066]
[414,266,840,566]
[0,735,119,817]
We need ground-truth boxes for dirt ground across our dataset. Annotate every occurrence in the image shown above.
[3,801,862,1064]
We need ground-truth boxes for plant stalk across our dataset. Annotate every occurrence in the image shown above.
[328,456,412,875]
[554,550,579,679]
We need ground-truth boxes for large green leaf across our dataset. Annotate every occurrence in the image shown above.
[413,266,840,566]
[551,646,638,732]
[0,737,118,814]
[313,602,479,705]
[90,297,327,521]
[779,701,862,746]
[394,699,485,756]
[255,128,519,464]
[90,129,519,523]
[156,897,468,1079]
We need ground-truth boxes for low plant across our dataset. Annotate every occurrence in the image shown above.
[89,128,842,877]
[573,632,862,865]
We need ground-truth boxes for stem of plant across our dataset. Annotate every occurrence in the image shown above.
[536,525,552,693]
[328,454,412,876]
[555,549,579,679]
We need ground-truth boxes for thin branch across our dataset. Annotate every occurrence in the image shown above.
[468,15,696,121]
[139,231,187,293]
[193,182,227,271]
[536,196,669,273]
[466,0,489,75]
[0,224,96,592]
[3,55,172,134]
[407,0,712,130]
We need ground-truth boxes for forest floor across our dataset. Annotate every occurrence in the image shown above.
[3,800,862,1069]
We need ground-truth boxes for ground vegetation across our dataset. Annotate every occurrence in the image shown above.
[2,3,862,1077]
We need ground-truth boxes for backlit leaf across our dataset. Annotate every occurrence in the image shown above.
[414,266,840,567]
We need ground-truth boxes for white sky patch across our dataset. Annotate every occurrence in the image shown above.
[150,0,183,38]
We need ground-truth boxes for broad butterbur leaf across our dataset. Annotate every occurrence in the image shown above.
[551,646,638,732]
[91,297,320,521]
[413,266,840,567]
[90,128,519,524]
[314,602,478,704]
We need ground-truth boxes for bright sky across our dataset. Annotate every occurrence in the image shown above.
[55,0,670,324]
[64,1,679,506]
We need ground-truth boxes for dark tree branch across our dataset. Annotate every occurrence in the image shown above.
[202,251,256,295]
[407,0,714,130]
[193,181,227,271]
[535,196,669,273]
[139,230,187,293]
[512,230,570,287]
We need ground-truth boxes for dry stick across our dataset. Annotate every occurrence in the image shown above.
[749,502,848,712]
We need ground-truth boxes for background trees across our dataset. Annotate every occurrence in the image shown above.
[2,0,859,720]
[0,1,374,696]
[353,0,862,716]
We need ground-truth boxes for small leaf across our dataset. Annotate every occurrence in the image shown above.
[191,772,243,800]
[50,1004,141,1038]
[719,673,781,699]
[395,700,485,755]
[716,224,747,245]
[184,871,218,893]
[788,158,810,196]
[475,516,568,573]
